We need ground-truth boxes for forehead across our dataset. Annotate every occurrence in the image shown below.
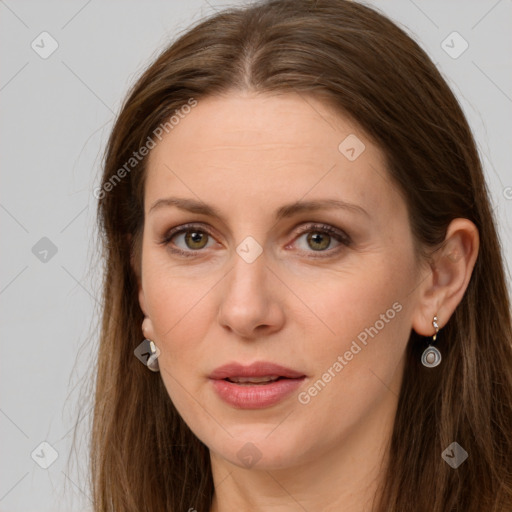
[148,91,366,163]
[144,91,402,222]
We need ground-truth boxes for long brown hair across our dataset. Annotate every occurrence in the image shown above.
[90,0,512,510]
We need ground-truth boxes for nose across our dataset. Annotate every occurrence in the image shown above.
[217,246,285,340]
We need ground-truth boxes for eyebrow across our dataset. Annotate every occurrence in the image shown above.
[148,197,369,220]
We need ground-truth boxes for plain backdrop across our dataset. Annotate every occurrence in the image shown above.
[1,1,511,510]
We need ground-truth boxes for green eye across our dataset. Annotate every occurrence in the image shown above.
[182,230,209,250]
[161,226,214,256]
[305,231,332,251]
[161,222,351,258]
[292,223,351,256]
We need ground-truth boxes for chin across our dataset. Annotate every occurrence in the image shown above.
[208,429,307,471]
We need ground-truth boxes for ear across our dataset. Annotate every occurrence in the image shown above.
[128,232,156,339]
[127,232,144,308]
[128,233,141,284]
[411,218,479,335]
[138,281,157,340]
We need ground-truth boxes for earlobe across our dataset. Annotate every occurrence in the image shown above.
[140,295,157,341]
[142,315,155,339]
[411,218,479,337]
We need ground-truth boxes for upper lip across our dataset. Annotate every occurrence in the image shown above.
[209,362,305,380]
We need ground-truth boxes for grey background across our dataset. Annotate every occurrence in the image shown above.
[1,0,511,510]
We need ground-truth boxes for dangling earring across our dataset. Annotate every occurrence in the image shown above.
[421,315,442,368]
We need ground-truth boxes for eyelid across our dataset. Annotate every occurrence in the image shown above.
[158,222,218,256]
[159,221,351,256]
[285,222,351,258]
[291,222,351,245]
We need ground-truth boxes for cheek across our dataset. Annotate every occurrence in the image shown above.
[280,271,411,467]
[141,256,219,374]
[296,259,413,400]
[306,263,408,344]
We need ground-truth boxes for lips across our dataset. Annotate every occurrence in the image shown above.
[226,375,281,384]
[209,362,306,409]
[209,362,305,380]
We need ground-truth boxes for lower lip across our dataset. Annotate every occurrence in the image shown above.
[210,377,305,409]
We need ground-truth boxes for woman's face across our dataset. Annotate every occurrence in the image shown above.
[139,91,425,470]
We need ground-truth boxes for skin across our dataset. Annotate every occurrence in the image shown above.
[137,91,479,511]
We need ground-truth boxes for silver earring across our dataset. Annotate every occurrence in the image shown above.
[140,338,160,372]
[421,315,442,368]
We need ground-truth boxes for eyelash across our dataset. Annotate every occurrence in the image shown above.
[158,222,352,259]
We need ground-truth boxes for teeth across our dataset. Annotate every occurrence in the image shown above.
[228,375,281,384]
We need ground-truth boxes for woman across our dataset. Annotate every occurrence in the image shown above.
[91,0,512,510]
